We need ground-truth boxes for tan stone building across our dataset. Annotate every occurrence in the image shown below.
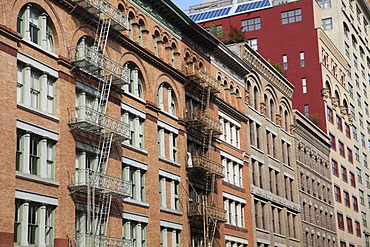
[294,110,337,247]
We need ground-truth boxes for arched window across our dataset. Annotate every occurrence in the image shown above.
[153,30,160,56]
[253,86,259,110]
[269,99,275,121]
[17,4,55,52]
[157,83,176,116]
[124,62,143,98]
[284,110,289,131]
[343,22,349,37]
[128,12,135,39]
[171,43,177,67]
[138,19,145,46]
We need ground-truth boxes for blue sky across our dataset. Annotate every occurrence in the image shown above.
[171,0,203,13]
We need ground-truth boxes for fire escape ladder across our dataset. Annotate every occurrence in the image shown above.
[96,132,113,175]
[94,18,111,54]
[96,193,112,236]
[98,75,113,114]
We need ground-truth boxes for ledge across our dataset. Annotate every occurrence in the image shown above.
[160,207,183,216]
[123,198,149,208]
[17,104,60,122]
[159,156,181,167]
[122,143,148,155]
[16,171,60,187]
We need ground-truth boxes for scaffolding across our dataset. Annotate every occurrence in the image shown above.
[183,65,226,247]
[66,0,131,245]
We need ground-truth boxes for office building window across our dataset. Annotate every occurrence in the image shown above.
[122,103,145,149]
[353,196,359,211]
[327,107,333,123]
[17,5,55,51]
[337,115,343,131]
[123,218,147,247]
[300,52,305,67]
[344,191,350,207]
[345,123,351,138]
[334,185,341,202]
[304,104,309,117]
[248,38,258,50]
[360,190,365,205]
[241,17,261,32]
[16,125,57,179]
[17,62,56,114]
[160,221,181,247]
[329,133,336,150]
[332,159,339,176]
[14,195,56,246]
[317,0,331,8]
[123,156,147,203]
[347,148,353,163]
[283,54,288,70]
[355,221,361,237]
[281,9,302,24]
[220,112,241,148]
[224,193,245,227]
[322,18,332,30]
[342,166,348,182]
[339,141,345,157]
[347,217,353,233]
[158,121,178,163]
[337,212,344,229]
[222,153,243,188]
[350,171,356,187]
[357,168,362,183]
[159,169,180,211]
[302,78,307,93]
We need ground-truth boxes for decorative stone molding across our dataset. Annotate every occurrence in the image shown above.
[260,102,266,115]
[251,185,300,212]
[330,97,338,108]
[339,106,347,117]
[347,114,354,125]
[290,124,296,135]
[321,88,329,100]
[275,114,281,126]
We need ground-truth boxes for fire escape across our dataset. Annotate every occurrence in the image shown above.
[183,65,226,247]
[66,0,132,246]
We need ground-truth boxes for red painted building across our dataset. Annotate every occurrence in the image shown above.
[194,0,327,130]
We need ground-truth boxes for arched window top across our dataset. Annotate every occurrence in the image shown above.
[17,4,55,52]
[334,90,340,101]
[343,22,349,35]
[154,30,160,38]
[157,82,176,116]
[138,18,145,28]
[124,61,144,99]
[198,61,204,70]
[325,81,331,97]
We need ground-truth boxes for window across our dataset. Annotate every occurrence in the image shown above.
[302,78,307,93]
[357,94,362,109]
[283,54,288,70]
[317,0,331,8]
[222,153,243,188]
[160,221,181,247]
[354,146,359,161]
[344,191,350,207]
[359,190,365,205]
[342,166,348,182]
[364,153,368,168]
[123,156,147,203]
[122,103,145,149]
[353,196,359,211]
[329,133,336,150]
[17,5,55,52]
[322,18,332,30]
[157,83,176,116]
[345,123,351,138]
[304,104,309,117]
[159,169,180,211]
[357,168,362,183]
[17,62,56,114]
[254,200,266,230]
[220,112,241,148]
[339,141,345,157]
[337,212,344,229]
[337,115,343,131]
[16,126,56,179]
[355,221,362,237]
[361,133,366,147]
[345,42,350,57]
[300,52,305,67]
[123,217,147,247]
[123,62,144,99]
[248,38,258,50]
[352,125,358,140]
[332,159,339,176]
[362,212,367,227]
[350,171,356,187]
[365,102,369,115]
[347,217,353,233]
[241,17,261,31]
[224,192,246,227]
[334,185,341,202]
[347,148,353,163]
[158,121,178,163]
[14,197,56,246]
[327,107,334,123]
[282,9,302,24]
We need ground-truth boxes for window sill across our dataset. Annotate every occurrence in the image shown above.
[159,109,178,120]
[122,143,148,155]
[21,38,58,58]
[256,228,270,234]
[273,233,286,238]
[16,171,60,187]
[283,163,294,171]
[123,198,149,208]
[17,103,59,122]
[123,91,146,104]
[250,145,264,154]
[159,156,181,167]
[160,207,183,215]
